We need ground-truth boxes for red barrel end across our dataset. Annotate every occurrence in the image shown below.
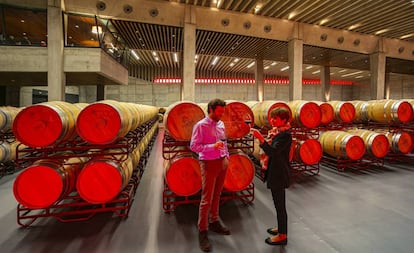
[346,136,365,160]
[298,139,323,165]
[371,134,390,158]
[76,160,123,204]
[224,152,254,192]
[13,162,64,209]
[165,156,201,196]
[76,103,122,144]
[13,105,63,147]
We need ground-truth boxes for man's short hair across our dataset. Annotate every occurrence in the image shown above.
[207,98,226,113]
[270,107,290,122]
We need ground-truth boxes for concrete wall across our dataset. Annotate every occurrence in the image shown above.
[353,74,414,100]
[20,86,80,106]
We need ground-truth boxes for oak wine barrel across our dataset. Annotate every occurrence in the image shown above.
[319,131,365,160]
[288,100,321,128]
[222,101,254,139]
[13,158,83,209]
[224,151,254,192]
[328,101,355,123]
[164,153,201,196]
[164,101,205,141]
[367,100,413,124]
[246,101,291,128]
[315,102,334,125]
[347,129,389,158]
[13,101,80,147]
[293,138,323,165]
[76,155,133,204]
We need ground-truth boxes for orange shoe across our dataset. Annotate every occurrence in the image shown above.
[265,234,287,245]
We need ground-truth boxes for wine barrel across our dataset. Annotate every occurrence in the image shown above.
[347,129,389,158]
[288,100,321,128]
[367,100,413,123]
[314,102,334,125]
[328,101,355,123]
[383,131,413,154]
[164,153,201,196]
[0,141,25,162]
[76,155,133,204]
[77,100,154,145]
[0,143,11,162]
[246,101,291,128]
[222,101,254,139]
[13,101,80,148]
[293,139,322,165]
[164,101,205,141]
[224,151,254,192]
[13,158,82,209]
[0,106,20,132]
[319,131,365,160]
[351,101,369,123]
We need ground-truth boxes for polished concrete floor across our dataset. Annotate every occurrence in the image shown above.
[0,130,414,253]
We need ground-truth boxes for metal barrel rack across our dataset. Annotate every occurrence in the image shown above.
[162,181,255,213]
[320,155,385,172]
[290,127,321,177]
[162,132,254,213]
[14,116,159,227]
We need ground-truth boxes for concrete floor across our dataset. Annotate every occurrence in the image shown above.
[0,130,414,253]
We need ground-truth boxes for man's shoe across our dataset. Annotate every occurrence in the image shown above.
[266,228,279,235]
[199,231,211,252]
[265,234,287,246]
[209,221,231,235]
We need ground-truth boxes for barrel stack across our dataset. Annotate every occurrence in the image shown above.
[11,100,159,220]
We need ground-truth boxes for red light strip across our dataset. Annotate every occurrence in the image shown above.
[153,78,353,85]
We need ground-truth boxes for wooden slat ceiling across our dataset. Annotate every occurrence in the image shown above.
[113,0,414,81]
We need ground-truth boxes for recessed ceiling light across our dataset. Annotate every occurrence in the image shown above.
[211,56,219,65]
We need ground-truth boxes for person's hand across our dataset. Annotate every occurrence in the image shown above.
[251,129,265,143]
[214,141,225,150]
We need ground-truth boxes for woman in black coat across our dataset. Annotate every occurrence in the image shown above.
[251,107,292,246]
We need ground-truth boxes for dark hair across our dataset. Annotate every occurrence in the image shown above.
[270,107,290,122]
[207,98,226,113]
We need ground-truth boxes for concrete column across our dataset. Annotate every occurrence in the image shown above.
[288,38,303,101]
[255,57,264,102]
[47,0,65,101]
[370,52,386,100]
[320,66,331,101]
[182,5,196,102]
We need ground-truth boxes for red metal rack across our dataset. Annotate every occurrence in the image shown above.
[17,173,140,227]
[14,116,159,227]
[290,162,320,177]
[162,133,255,212]
[320,155,384,172]
[162,181,254,213]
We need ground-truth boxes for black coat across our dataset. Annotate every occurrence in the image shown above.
[259,131,292,189]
